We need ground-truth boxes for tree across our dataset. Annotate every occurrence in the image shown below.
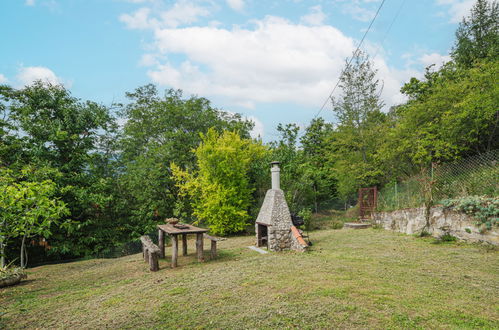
[0,167,68,268]
[3,81,115,256]
[452,0,499,68]
[330,51,387,201]
[118,85,253,234]
[172,129,266,235]
[300,118,337,212]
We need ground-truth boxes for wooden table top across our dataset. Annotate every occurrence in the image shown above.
[158,223,209,235]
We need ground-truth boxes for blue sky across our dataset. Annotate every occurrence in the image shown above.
[0,0,476,140]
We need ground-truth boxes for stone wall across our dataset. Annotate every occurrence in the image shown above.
[375,207,499,245]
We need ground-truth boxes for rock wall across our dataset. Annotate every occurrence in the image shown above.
[375,207,498,245]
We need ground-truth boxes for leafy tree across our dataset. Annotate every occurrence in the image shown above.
[172,129,266,235]
[0,167,68,267]
[300,118,337,212]
[452,0,499,68]
[330,51,387,201]
[118,85,253,234]
[394,59,498,165]
[3,82,115,256]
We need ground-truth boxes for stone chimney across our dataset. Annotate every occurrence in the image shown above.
[255,162,308,252]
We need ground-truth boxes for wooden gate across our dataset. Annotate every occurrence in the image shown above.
[358,187,377,221]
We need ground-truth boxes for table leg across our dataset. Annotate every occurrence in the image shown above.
[171,235,178,268]
[196,233,204,262]
[158,229,165,258]
[182,234,188,256]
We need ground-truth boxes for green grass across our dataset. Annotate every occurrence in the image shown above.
[1,229,498,329]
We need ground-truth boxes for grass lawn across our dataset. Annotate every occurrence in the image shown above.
[1,228,498,329]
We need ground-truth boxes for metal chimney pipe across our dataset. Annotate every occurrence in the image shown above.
[271,161,280,190]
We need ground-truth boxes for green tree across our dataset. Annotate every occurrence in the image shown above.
[330,51,387,201]
[3,82,115,256]
[0,167,68,267]
[301,118,337,212]
[172,129,266,235]
[452,0,499,68]
[118,85,253,234]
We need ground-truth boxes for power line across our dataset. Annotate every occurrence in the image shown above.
[314,0,387,119]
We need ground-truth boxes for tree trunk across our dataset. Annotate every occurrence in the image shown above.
[20,234,27,268]
[0,241,5,268]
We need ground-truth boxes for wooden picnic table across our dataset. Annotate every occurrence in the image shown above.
[157,224,208,268]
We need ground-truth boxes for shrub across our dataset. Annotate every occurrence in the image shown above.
[331,221,344,230]
[441,196,499,230]
[440,233,457,242]
[298,208,313,231]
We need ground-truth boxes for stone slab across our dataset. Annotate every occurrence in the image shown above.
[344,222,372,229]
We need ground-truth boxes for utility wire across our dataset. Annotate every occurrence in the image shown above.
[314,0,387,119]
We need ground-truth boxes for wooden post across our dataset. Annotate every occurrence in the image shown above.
[149,251,159,271]
[171,235,178,268]
[182,234,188,256]
[210,240,217,259]
[196,233,204,262]
[158,229,165,258]
[144,248,149,263]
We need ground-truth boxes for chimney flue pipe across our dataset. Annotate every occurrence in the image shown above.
[271,161,280,190]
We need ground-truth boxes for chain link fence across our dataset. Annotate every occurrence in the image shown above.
[378,149,499,211]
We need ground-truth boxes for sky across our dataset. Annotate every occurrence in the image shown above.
[0,0,477,140]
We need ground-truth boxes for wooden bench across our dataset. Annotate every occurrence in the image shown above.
[203,234,226,259]
[140,235,161,271]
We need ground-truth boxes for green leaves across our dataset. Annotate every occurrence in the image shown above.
[172,129,266,236]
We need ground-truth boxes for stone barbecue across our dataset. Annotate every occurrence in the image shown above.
[255,162,308,252]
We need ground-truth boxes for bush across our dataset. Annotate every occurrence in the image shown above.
[440,233,457,242]
[0,266,27,281]
[441,196,499,230]
[298,208,313,231]
[331,221,344,230]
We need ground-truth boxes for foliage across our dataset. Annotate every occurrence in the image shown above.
[0,82,118,258]
[441,196,499,230]
[0,265,26,281]
[118,85,253,235]
[297,208,312,231]
[329,51,387,201]
[172,129,266,235]
[330,220,344,230]
[0,167,68,267]
[452,0,499,68]
[439,233,458,242]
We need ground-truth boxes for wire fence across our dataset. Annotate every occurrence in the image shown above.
[378,149,499,211]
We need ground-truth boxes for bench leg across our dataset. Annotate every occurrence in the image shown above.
[158,230,165,258]
[182,234,188,256]
[171,235,178,268]
[150,252,159,272]
[211,240,217,259]
[196,233,204,262]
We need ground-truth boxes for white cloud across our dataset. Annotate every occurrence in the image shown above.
[142,15,415,110]
[0,74,8,84]
[25,0,35,6]
[120,3,418,112]
[120,1,211,29]
[436,0,475,23]
[160,0,211,28]
[226,0,245,12]
[16,66,63,86]
[147,16,357,107]
[139,53,160,67]
[120,8,158,30]
[419,52,451,69]
[247,115,264,138]
[342,3,375,22]
[300,5,326,26]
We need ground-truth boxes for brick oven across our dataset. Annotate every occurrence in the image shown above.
[255,162,308,252]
